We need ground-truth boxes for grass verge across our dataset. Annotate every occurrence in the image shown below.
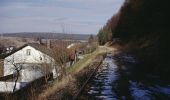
[37,46,115,99]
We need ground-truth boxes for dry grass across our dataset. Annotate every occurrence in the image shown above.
[37,46,116,99]
[37,53,97,99]
[38,75,74,100]
[0,59,3,76]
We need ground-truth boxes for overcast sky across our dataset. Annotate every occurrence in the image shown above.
[0,0,124,34]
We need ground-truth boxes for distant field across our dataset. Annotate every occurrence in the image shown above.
[0,37,37,48]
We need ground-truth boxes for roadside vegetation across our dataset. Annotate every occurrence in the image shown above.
[37,46,115,99]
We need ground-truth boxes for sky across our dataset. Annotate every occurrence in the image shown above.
[0,0,124,34]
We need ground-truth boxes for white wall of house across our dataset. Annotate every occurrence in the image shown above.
[3,45,57,82]
[20,64,44,82]
[5,46,53,64]
[0,82,27,92]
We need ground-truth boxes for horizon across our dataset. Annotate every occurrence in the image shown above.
[0,32,94,35]
[0,0,124,34]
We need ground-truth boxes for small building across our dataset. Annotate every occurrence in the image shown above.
[3,43,58,82]
[0,43,60,93]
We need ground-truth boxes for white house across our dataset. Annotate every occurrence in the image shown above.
[3,43,58,82]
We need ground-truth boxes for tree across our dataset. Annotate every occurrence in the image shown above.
[51,45,69,77]
[88,34,94,44]
[5,56,24,92]
[97,14,119,45]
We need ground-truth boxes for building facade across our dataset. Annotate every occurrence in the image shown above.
[3,43,58,82]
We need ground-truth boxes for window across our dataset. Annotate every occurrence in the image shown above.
[26,49,31,56]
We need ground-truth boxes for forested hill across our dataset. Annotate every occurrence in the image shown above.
[113,0,169,40]
[98,0,170,80]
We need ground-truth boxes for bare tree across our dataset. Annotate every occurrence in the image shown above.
[5,56,25,92]
[51,46,68,77]
[12,63,23,92]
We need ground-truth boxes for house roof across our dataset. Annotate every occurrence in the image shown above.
[28,43,54,57]
[4,43,54,58]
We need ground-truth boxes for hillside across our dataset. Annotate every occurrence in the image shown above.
[2,32,91,40]
[99,0,170,80]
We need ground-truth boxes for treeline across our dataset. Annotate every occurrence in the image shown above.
[113,0,169,40]
[98,0,169,43]
[97,14,119,45]
[98,0,170,79]
[3,32,91,40]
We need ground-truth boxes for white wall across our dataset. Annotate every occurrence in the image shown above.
[5,46,53,64]
[0,82,27,92]
[20,64,44,82]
